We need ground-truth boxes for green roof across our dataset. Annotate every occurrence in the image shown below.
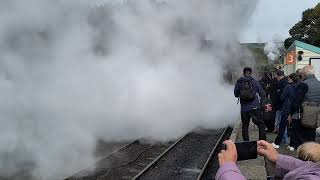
[287,40,320,54]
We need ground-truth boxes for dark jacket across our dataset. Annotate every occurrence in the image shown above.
[234,76,266,112]
[281,82,298,113]
[274,77,289,111]
[303,75,320,104]
[289,83,308,115]
[259,75,272,96]
[270,78,278,108]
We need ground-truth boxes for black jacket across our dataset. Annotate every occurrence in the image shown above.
[259,76,272,96]
[290,83,308,115]
[274,77,289,111]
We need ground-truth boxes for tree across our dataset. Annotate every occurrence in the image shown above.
[284,37,295,49]
[284,3,320,49]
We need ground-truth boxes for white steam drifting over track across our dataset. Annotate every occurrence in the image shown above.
[0,0,258,179]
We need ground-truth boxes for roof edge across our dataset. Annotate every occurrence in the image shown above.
[287,40,320,54]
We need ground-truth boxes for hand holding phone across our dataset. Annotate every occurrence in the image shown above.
[218,140,238,166]
[235,141,257,161]
[223,141,257,161]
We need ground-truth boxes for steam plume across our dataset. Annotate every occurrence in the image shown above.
[0,0,258,179]
[264,34,284,63]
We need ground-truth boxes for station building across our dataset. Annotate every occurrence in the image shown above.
[284,40,320,79]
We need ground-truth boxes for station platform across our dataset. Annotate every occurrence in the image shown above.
[230,119,320,179]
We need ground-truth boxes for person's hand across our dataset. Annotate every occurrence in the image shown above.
[287,115,292,124]
[265,104,272,112]
[218,140,238,167]
[257,140,279,163]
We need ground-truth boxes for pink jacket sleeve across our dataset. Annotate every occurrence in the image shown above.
[215,162,246,180]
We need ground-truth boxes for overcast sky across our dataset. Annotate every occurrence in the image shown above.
[240,0,319,43]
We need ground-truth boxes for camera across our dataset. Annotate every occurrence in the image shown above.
[223,141,258,161]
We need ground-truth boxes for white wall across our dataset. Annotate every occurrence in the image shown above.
[284,64,295,76]
[310,58,320,80]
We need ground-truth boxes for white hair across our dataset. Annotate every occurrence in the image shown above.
[302,65,315,75]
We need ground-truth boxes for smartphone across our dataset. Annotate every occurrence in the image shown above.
[223,141,257,161]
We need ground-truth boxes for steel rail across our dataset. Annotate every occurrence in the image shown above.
[64,139,139,179]
[196,127,229,180]
[131,133,188,180]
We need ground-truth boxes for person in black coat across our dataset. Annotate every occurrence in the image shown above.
[273,70,289,146]
[287,82,308,150]
[273,73,299,150]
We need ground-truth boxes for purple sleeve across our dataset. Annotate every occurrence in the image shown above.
[215,162,246,180]
[275,154,310,177]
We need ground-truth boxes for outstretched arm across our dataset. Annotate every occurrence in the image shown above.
[257,140,314,178]
[257,81,266,99]
[274,154,313,177]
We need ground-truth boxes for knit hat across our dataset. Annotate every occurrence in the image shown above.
[275,69,284,76]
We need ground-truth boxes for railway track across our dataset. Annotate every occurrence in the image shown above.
[65,140,175,180]
[133,128,232,180]
[67,127,231,180]
[0,141,129,180]
[197,128,233,180]
[2,128,231,180]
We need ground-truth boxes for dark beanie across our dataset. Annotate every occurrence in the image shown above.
[243,67,252,74]
[275,69,284,76]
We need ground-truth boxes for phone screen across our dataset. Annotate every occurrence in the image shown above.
[235,141,257,161]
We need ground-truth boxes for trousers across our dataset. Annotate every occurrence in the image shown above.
[289,118,316,149]
[241,109,266,141]
[274,111,289,145]
[275,110,289,144]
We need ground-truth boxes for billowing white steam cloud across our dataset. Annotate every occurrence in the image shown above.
[264,34,284,63]
[0,0,258,179]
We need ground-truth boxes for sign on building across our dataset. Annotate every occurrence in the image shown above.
[286,51,296,65]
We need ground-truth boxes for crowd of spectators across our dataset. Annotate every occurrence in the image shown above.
[222,65,320,179]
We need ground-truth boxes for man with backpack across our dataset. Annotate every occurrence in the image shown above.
[234,67,267,141]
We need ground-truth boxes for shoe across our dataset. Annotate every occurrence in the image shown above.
[287,146,295,151]
[272,143,280,149]
[316,127,320,135]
